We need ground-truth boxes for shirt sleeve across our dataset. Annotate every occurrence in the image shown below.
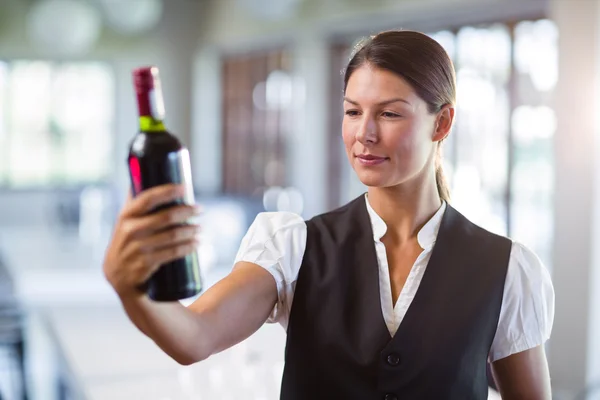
[489,241,555,362]
[233,212,307,327]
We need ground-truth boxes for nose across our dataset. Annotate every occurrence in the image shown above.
[355,116,378,145]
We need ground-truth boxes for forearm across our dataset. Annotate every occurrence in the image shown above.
[118,262,277,366]
[120,294,212,365]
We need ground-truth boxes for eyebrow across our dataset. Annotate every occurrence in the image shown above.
[343,96,411,106]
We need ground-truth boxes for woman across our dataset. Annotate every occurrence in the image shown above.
[103,31,554,399]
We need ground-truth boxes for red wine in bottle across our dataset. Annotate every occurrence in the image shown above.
[128,66,202,301]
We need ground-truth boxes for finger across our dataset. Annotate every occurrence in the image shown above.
[118,237,199,289]
[122,184,186,217]
[124,205,201,238]
[139,225,200,251]
[151,240,199,266]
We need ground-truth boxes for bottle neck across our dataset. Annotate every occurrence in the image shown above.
[134,67,167,133]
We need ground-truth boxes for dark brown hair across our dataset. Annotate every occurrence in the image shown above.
[343,30,456,203]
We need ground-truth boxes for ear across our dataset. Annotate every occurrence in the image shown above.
[433,105,454,142]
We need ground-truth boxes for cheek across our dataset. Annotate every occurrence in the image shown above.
[385,123,430,164]
[341,120,354,148]
[385,124,418,154]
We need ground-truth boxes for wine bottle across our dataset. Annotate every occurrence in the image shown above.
[128,66,202,301]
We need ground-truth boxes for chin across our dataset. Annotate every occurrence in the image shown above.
[355,170,393,188]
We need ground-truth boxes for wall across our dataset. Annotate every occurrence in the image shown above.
[549,0,600,397]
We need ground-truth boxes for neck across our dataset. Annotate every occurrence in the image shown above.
[367,170,442,244]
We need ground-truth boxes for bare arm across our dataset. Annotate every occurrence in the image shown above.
[491,345,552,400]
[120,262,277,365]
[187,261,277,355]
[104,184,277,365]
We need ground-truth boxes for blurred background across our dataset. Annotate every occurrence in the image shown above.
[0,0,598,398]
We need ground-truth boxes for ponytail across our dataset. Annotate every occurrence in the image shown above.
[435,143,451,203]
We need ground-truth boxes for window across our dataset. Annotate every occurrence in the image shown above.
[437,24,512,237]
[328,19,558,268]
[221,49,292,197]
[0,61,115,188]
[509,20,558,269]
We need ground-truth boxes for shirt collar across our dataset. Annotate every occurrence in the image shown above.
[364,193,447,249]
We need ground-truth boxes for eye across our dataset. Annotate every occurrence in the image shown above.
[381,111,401,118]
[345,110,361,117]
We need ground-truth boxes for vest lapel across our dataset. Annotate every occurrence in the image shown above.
[384,204,460,348]
[352,195,393,342]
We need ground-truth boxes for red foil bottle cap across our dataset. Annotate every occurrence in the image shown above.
[133,66,157,92]
[133,66,163,118]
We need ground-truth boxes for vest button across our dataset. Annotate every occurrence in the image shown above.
[386,353,400,366]
[384,394,398,400]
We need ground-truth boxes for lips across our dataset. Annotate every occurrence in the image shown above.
[357,154,386,161]
[356,154,388,166]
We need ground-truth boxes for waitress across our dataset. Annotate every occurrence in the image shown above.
[103,30,554,399]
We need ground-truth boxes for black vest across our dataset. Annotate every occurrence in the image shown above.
[280,196,511,400]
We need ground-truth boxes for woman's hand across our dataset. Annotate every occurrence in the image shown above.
[103,184,201,298]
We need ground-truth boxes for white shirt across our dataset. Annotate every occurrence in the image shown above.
[234,195,555,362]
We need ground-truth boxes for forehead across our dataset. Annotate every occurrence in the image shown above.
[345,65,419,104]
